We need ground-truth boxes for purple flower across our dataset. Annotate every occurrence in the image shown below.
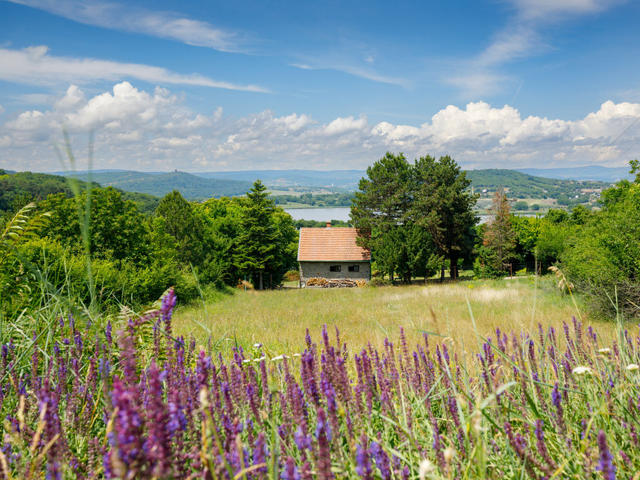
[294,426,312,451]
[161,288,177,335]
[355,440,373,479]
[370,441,391,480]
[282,457,301,480]
[597,430,616,480]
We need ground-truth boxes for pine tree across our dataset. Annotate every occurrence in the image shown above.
[411,155,478,280]
[233,180,279,290]
[482,189,516,275]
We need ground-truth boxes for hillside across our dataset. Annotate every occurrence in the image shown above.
[195,169,363,190]
[0,170,159,214]
[64,170,253,200]
[517,165,632,182]
[466,169,611,204]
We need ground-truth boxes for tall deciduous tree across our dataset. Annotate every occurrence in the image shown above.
[233,180,279,290]
[411,155,478,280]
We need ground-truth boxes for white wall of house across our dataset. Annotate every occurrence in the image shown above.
[299,261,371,282]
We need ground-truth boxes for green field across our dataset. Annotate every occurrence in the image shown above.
[173,276,621,359]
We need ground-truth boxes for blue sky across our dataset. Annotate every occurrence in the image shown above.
[0,0,639,172]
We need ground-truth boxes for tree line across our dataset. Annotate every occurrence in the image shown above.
[0,180,297,316]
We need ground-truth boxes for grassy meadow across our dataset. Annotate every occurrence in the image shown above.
[173,276,621,358]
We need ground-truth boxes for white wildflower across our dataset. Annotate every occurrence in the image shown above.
[271,354,289,361]
[243,359,251,363]
[597,348,611,354]
[198,387,210,408]
[253,356,266,363]
[292,353,301,357]
[444,446,456,464]
[572,366,593,375]
[418,459,436,479]
[253,343,262,349]
[626,363,639,371]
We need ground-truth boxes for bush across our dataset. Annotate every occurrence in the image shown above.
[284,269,300,282]
[368,277,392,287]
[562,183,640,319]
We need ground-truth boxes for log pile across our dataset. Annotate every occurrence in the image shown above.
[305,277,358,288]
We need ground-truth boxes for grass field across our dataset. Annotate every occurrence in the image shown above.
[173,276,622,359]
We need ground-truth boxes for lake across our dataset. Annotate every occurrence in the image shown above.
[285,207,352,222]
[284,207,527,224]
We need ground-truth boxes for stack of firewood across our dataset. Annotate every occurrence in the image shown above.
[305,277,358,288]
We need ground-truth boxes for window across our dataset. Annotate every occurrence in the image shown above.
[348,265,360,272]
[329,265,341,272]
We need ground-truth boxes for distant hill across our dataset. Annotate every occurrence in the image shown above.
[194,169,364,190]
[466,169,611,202]
[0,170,159,214]
[63,171,253,200]
[516,166,632,182]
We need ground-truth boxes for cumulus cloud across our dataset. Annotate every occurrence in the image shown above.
[8,0,245,53]
[0,45,268,92]
[1,82,639,172]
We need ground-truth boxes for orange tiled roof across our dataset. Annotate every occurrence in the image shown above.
[298,227,370,261]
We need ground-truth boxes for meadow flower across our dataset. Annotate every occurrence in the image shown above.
[418,459,435,479]
[598,348,612,354]
[253,343,262,348]
[597,430,616,480]
[444,447,456,465]
[625,363,639,371]
[572,366,593,375]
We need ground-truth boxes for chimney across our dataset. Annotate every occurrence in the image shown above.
[326,222,331,228]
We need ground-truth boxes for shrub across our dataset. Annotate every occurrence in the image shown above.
[284,269,300,282]
[369,277,392,287]
[562,183,640,319]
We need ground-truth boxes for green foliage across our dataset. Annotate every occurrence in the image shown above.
[233,181,297,289]
[476,190,516,277]
[563,180,640,319]
[154,190,206,265]
[352,152,476,282]
[293,219,351,228]
[514,200,528,210]
[412,154,478,279]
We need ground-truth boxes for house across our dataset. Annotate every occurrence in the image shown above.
[297,223,371,285]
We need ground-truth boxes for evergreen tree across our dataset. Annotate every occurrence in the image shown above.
[233,180,279,290]
[480,189,516,275]
[350,153,417,282]
[411,155,478,280]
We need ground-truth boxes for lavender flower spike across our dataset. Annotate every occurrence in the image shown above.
[597,430,616,480]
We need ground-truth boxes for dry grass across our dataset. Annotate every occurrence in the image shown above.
[173,276,621,358]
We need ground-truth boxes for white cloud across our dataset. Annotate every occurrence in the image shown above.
[323,116,368,136]
[291,62,408,88]
[1,82,640,172]
[509,0,621,20]
[8,0,245,53]
[0,45,269,92]
[447,0,624,97]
